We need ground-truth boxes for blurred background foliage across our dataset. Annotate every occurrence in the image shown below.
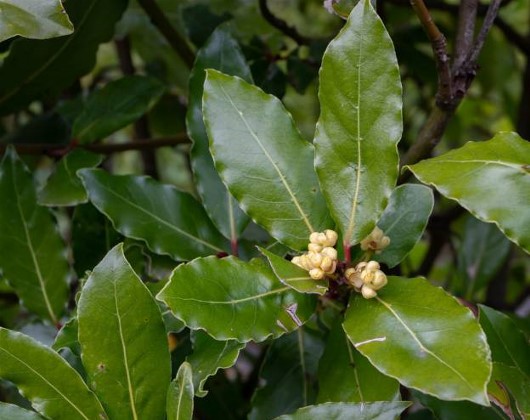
[0,0,529,416]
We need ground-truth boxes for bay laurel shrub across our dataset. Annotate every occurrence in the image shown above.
[0,0,529,419]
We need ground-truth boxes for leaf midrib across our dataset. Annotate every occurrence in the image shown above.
[0,345,92,420]
[344,25,364,245]
[172,286,290,305]
[87,177,224,253]
[218,83,314,233]
[376,296,473,390]
[113,279,139,420]
[13,165,57,324]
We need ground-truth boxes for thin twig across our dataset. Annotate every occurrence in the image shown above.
[464,0,503,65]
[258,0,311,45]
[0,135,190,156]
[410,0,453,107]
[136,0,195,68]
[452,0,478,71]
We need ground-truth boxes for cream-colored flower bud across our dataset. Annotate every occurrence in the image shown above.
[345,267,363,288]
[308,251,323,268]
[291,256,302,268]
[308,243,323,253]
[309,268,325,280]
[309,232,320,244]
[321,247,337,261]
[320,256,333,272]
[323,229,338,247]
[299,255,312,270]
[317,232,327,245]
[361,285,377,299]
[371,270,387,290]
[355,261,367,272]
[360,226,390,253]
[366,260,380,272]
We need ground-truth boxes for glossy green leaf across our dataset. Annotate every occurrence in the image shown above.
[317,321,400,403]
[186,330,245,397]
[0,0,73,42]
[414,391,500,420]
[0,0,127,115]
[0,147,69,324]
[275,401,411,420]
[375,184,434,268]
[343,277,491,405]
[260,247,328,295]
[203,69,332,251]
[249,327,325,420]
[314,0,402,250]
[458,217,511,296]
[0,328,107,420]
[38,150,102,206]
[77,244,170,420]
[407,132,530,253]
[167,362,194,420]
[157,256,316,342]
[478,305,530,376]
[73,76,165,144]
[52,317,86,378]
[0,402,44,420]
[188,26,251,240]
[487,362,530,418]
[79,169,228,261]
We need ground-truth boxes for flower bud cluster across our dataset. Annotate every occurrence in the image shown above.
[360,226,390,254]
[291,230,338,280]
[345,260,388,299]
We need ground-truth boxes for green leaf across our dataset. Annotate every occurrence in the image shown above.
[0,0,127,115]
[343,277,492,405]
[188,26,251,241]
[0,402,44,419]
[73,76,166,144]
[0,328,107,420]
[79,169,228,261]
[314,0,402,250]
[157,256,316,342]
[260,247,328,295]
[0,147,69,323]
[38,150,103,206]
[249,327,325,420]
[77,244,170,420]
[316,321,400,403]
[406,132,530,253]
[0,0,73,42]
[478,305,530,376]
[167,362,194,420]
[186,330,245,397]
[458,217,511,296]
[274,401,411,420]
[414,391,500,420]
[488,362,530,418]
[375,184,434,268]
[52,317,86,379]
[203,69,332,251]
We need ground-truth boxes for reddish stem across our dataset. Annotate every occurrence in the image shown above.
[343,242,351,263]
[230,239,239,257]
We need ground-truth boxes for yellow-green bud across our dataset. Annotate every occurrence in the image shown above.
[320,256,334,272]
[309,268,325,280]
[361,285,377,299]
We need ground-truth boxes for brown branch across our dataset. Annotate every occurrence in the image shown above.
[136,0,195,68]
[410,0,453,107]
[0,135,190,156]
[258,0,311,45]
[453,0,478,71]
[464,0,503,66]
